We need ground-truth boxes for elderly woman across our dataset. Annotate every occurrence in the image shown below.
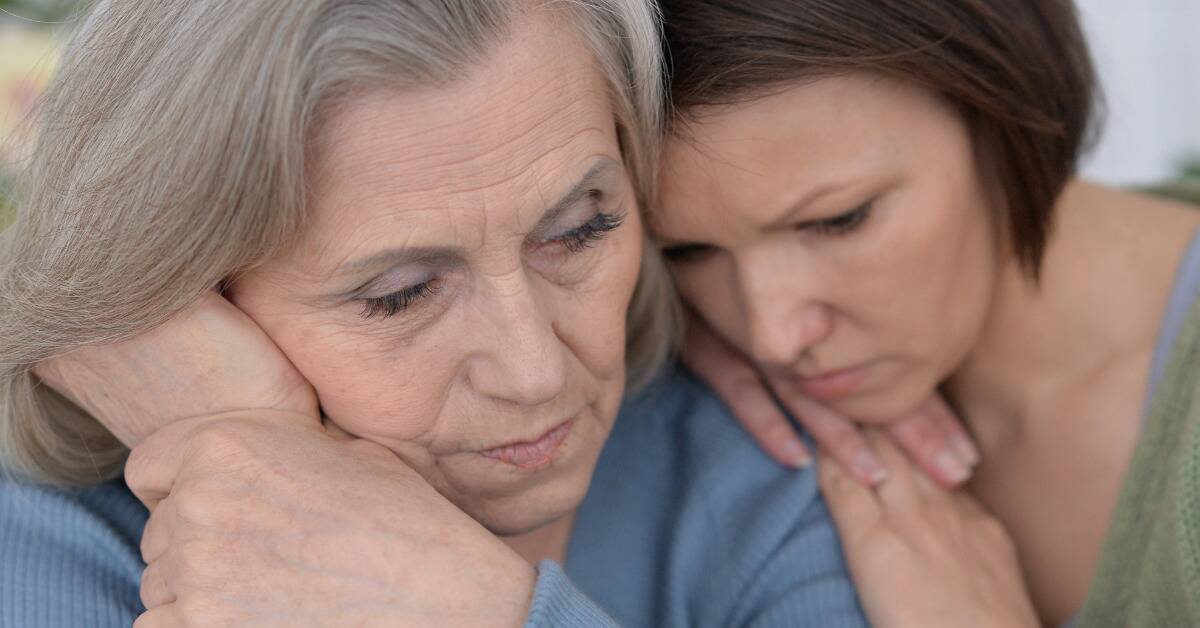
[0,1,868,626]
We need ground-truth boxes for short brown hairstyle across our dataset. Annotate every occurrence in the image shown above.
[660,0,1102,272]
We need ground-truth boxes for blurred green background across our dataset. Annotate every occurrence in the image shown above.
[1145,160,1200,206]
[0,0,76,22]
[1,0,70,229]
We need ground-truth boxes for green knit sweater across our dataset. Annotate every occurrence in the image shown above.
[1076,296,1200,626]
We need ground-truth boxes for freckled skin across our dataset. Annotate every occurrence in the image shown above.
[655,74,999,423]
[228,10,643,541]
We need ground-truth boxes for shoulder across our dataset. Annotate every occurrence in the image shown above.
[618,366,823,515]
[0,474,147,627]
[1080,296,1200,625]
[609,367,868,627]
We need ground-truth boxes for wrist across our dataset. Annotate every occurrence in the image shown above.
[185,407,319,425]
[490,548,539,627]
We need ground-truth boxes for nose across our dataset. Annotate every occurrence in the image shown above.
[739,264,832,368]
[465,272,568,407]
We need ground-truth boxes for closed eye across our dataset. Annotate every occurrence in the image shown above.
[359,278,440,319]
[355,209,625,321]
[803,201,873,236]
[550,209,626,253]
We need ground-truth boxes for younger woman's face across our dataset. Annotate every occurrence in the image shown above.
[655,74,999,422]
[228,10,642,537]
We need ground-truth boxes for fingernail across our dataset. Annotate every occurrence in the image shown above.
[935,450,971,483]
[853,450,889,485]
[952,435,981,467]
[782,439,813,468]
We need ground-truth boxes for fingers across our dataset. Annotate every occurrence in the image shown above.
[683,317,811,468]
[779,389,889,485]
[816,447,881,541]
[140,496,173,564]
[125,410,316,510]
[139,559,174,610]
[885,397,978,487]
[926,396,981,467]
[125,417,214,510]
[862,430,929,509]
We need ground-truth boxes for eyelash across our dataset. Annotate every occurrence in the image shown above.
[360,279,440,319]
[664,202,872,265]
[358,208,625,320]
[557,210,626,253]
[808,202,873,235]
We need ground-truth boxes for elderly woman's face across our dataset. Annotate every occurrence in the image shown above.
[228,14,641,536]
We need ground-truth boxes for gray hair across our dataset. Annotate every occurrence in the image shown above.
[0,0,677,486]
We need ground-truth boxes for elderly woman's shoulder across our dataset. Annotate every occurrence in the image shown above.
[574,365,866,627]
[617,366,808,482]
[0,474,145,627]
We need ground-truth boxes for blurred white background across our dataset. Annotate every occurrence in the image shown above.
[2,0,1199,188]
[1076,0,1200,185]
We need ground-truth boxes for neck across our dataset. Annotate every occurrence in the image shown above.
[943,256,1082,448]
[500,510,577,566]
[943,181,1187,451]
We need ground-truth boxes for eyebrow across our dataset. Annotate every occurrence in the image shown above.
[762,181,847,230]
[334,157,622,277]
[527,157,621,237]
[653,180,851,251]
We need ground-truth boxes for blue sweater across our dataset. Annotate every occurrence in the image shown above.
[0,369,867,627]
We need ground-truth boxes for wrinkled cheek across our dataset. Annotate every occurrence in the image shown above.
[572,242,643,381]
[273,330,449,445]
[316,374,446,444]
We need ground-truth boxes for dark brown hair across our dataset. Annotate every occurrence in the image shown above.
[660,0,1102,272]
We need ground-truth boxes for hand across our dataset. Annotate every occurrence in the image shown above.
[682,313,978,486]
[818,431,1039,628]
[129,412,535,628]
[32,291,318,446]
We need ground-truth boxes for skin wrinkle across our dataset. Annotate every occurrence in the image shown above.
[309,70,610,198]
[307,149,621,311]
[299,71,611,285]
[225,7,638,546]
[300,130,613,290]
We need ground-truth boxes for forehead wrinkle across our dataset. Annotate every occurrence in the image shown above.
[314,65,608,196]
[305,123,613,277]
[400,81,607,178]
[291,7,617,283]
[291,204,470,283]
[309,86,611,245]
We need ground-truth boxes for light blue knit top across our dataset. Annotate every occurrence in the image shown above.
[0,368,867,627]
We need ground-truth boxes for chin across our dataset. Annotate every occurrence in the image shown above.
[830,382,935,425]
[473,486,586,537]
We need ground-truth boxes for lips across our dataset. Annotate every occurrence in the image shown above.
[790,364,870,401]
[479,420,573,469]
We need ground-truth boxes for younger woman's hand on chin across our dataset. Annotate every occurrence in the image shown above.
[32,290,319,446]
[818,431,1039,628]
[682,312,979,486]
